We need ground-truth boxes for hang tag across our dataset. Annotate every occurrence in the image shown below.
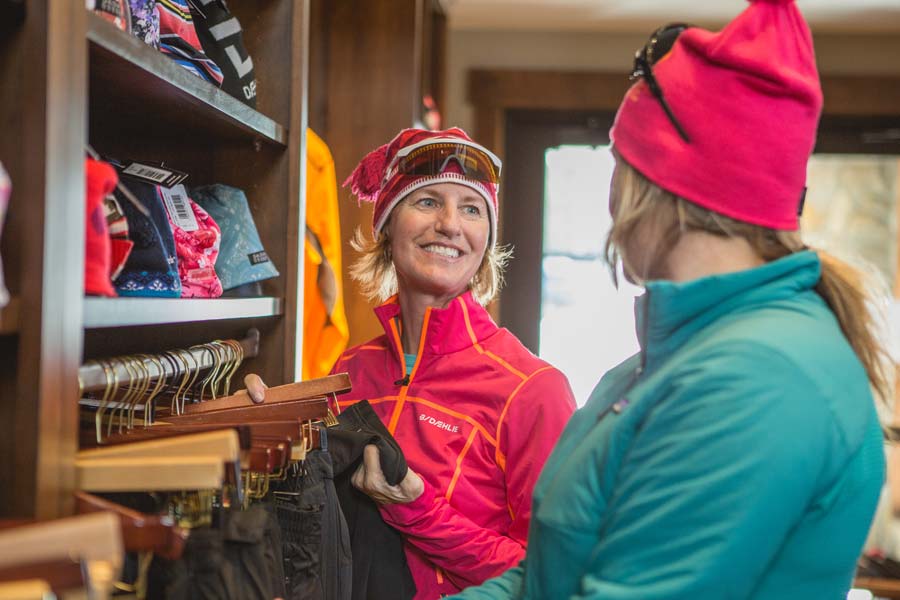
[121,161,189,188]
[161,185,199,232]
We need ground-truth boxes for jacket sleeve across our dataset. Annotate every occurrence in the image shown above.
[380,367,576,590]
[449,564,526,600]
[568,343,854,599]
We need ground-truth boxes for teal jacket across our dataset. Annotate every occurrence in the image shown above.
[452,252,884,599]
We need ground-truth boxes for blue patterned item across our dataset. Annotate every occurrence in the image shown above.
[129,0,160,49]
[113,171,181,297]
[191,184,279,290]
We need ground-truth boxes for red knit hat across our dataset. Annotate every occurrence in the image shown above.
[610,0,823,231]
[343,128,500,246]
[85,158,118,297]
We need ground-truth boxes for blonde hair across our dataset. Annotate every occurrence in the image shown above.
[349,227,512,307]
[606,152,891,401]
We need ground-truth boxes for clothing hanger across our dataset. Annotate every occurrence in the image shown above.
[222,339,244,396]
[0,579,53,600]
[74,492,187,561]
[141,354,168,427]
[195,343,222,402]
[78,428,241,463]
[0,562,85,598]
[76,455,225,492]
[178,373,351,415]
[0,512,122,600]
[78,330,261,395]
[162,395,330,425]
[94,360,118,444]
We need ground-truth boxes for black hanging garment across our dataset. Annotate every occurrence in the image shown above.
[329,400,417,600]
[188,0,257,107]
[273,445,353,600]
[143,508,287,600]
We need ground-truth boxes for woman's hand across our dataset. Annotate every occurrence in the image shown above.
[352,444,425,505]
[243,373,268,404]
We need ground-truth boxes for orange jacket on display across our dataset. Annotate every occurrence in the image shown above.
[330,291,576,599]
[304,129,349,380]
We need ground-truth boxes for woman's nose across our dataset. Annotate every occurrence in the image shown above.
[435,205,462,236]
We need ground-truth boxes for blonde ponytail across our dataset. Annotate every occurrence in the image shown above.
[814,251,891,401]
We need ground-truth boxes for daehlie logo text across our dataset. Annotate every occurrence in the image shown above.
[419,414,459,433]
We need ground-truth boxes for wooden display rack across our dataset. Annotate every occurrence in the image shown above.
[0,0,310,518]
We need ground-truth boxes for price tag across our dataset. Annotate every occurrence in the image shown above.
[121,161,189,188]
[160,185,199,232]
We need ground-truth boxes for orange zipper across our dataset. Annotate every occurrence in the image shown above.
[385,309,431,434]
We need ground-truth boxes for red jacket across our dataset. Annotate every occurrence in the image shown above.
[331,292,575,599]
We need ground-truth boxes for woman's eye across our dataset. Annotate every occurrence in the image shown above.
[417,197,437,208]
[462,205,482,216]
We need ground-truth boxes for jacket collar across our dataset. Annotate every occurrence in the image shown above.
[374,290,499,359]
[635,251,822,371]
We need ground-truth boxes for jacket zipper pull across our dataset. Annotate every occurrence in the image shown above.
[394,374,410,387]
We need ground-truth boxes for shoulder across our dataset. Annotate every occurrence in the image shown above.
[332,335,391,370]
[656,331,873,456]
[478,329,575,408]
[689,297,870,410]
[480,327,565,380]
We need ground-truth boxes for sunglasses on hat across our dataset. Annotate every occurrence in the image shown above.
[383,138,503,186]
[631,23,693,143]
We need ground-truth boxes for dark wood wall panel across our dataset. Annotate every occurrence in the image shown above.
[319,0,425,346]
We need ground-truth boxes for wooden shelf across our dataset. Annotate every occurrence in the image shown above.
[0,297,18,335]
[86,12,286,146]
[83,297,283,329]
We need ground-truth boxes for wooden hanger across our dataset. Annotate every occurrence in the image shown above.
[0,559,88,597]
[0,512,122,599]
[77,428,240,463]
[178,373,351,415]
[0,579,53,600]
[76,455,225,492]
[74,492,187,560]
[160,396,330,425]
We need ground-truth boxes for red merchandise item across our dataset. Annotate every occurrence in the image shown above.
[84,158,118,297]
[330,292,576,599]
[610,0,822,231]
[160,185,223,298]
[343,127,501,247]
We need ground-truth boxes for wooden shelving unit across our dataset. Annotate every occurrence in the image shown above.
[0,0,309,519]
[87,13,287,146]
[83,297,283,328]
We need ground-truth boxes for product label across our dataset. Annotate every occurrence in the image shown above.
[248,250,270,265]
[419,413,460,434]
[121,161,189,188]
[160,185,199,232]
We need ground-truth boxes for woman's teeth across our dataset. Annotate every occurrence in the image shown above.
[424,245,460,258]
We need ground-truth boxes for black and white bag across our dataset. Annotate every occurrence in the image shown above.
[188,0,257,107]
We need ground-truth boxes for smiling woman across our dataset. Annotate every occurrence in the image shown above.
[321,127,575,599]
[246,128,576,600]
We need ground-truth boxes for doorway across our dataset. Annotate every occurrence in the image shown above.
[501,109,900,406]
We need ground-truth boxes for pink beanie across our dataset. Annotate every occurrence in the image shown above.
[610,0,823,231]
[343,128,500,246]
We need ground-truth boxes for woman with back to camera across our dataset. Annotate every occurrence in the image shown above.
[249,127,576,599]
[451,0,889,598]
